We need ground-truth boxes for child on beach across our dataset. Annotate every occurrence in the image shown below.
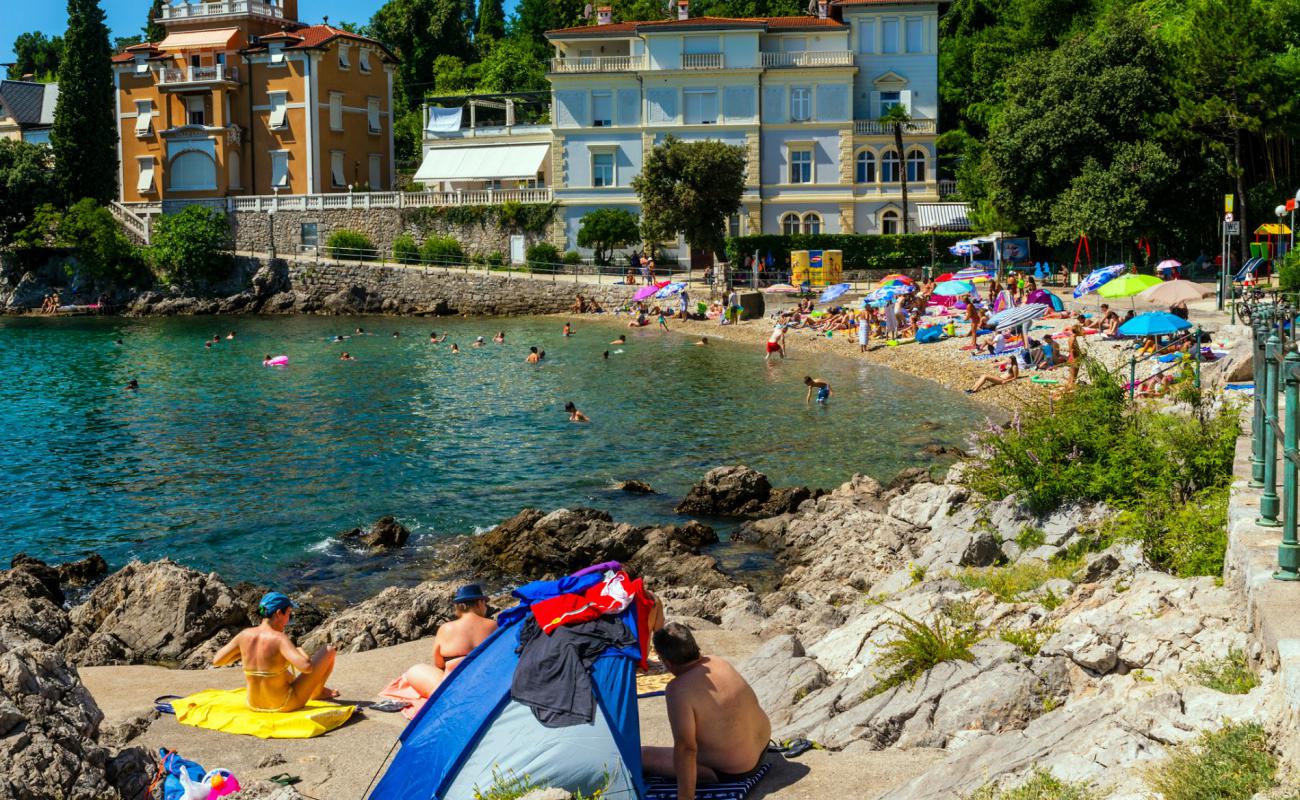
[857,313,870,352]
[526,347,542,364]
[658,313,669,332]
[765,324,786,363]
[804,376,831,404]
[562,322,573,337]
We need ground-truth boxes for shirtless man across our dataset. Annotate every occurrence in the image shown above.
[405,585,497,696]
[642,623,771,800]
[526,346,542,364]
[764,324,786,363]
[212,592,337,712]
[564,401,590,422]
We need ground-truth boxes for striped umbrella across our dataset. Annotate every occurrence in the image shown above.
[987,303,1049,332]
[864,285,912,307]
[1073,264,1127,298]
[653,281,687,299]
[879,273,915,285]
[953,267,992,283]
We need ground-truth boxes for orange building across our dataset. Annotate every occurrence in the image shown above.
[112,0,396,207]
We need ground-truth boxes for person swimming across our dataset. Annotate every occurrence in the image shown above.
[226,331,236,340]
[695,337,709,346]
[611,335,626,345]
[125,379,139,391]
[564,401,590,422]
[114,338,123,346]
[392,331,400,338]
[473,336,486,348]
[450,343,461,353]
[603,350,610,360]
[340,352,355,360]
[356,327,366,335]
[493,331,505,344]
[526,346,542,364]
[562,322,573,337]
[804,376,831,405]
[333,335,345,343]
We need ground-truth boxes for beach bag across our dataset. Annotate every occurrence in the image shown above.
[916,325,944,344]
[160,749,207,800]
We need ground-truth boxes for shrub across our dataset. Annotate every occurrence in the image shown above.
[526,242,561,270]
[966,769,1099,800]
[1187,648,1259,695]
[486,251,507,268]
[1279,250,1300,292]
[325,229,375,260]
[147,204,231,285]
[1146,722,1275,800]
[563,250,583,266]
[419,234,464,264]
[866,609,982,698]
[999,625,1056,657]
[393,234,419,264]
[1015,526,1046,550]
[955,556,1082,604]
[59,199,141,285]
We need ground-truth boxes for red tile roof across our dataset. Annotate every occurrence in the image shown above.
[112,42,160,63]
[248,25,398,63]
[548,14,846,37]
[765,16,848,28]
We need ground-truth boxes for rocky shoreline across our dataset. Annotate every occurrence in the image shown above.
[1,460,1282,799]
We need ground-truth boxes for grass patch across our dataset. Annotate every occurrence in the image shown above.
[1187,649,1259,695]
[954,556,1083,604]
[1147,722,1275,800]
[864,609,982,699]
[910,563,927,584]
[999,625,1056,657]
[1016,526,1046,550]
[965,768,1099,800]
[475,768,607,800]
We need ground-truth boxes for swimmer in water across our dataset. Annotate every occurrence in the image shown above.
[473,336,486,348]
[392,331,400,338]
[804,376,832,405]
[226,331,236,340]
[526,346,542,364]
[562,322,573,337]
[356,327,366,335]
[125,379,139,391]
[450,343,461,353]
[493,331,505,344]
[333,335,345,343]
[429,332,444,343]
[610,335,626,345]
[204,341,213,349]
[114,338,124,346]
[695,337,708,346]
[564,402,589,423]
[603,350,610,360]
[340,352,355,360]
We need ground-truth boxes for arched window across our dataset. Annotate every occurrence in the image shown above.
[906,149,927,183]
[881,210,900,235]
[168,150,217,191]
[781,212,801,236]
[803,212,822,235]
[880,149,900,183]
[855,150,875,184]
[228,150,242,189]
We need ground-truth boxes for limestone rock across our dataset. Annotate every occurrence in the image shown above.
[615,480,655,494]
[338,515,411,550]
[676,465,772,516]
[0,562,72,646]
[300,578,473,654]
[57,554,110,587]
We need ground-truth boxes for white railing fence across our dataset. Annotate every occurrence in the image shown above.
[109,201,151,245]
[854,118,938,135]
[159,66,239,85]
[160,0,284,20]
[549,56,645,73]
[681,52,724,70]
[760,51,855,68]
[135,189,556,216]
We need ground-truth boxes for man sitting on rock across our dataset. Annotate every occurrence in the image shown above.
[213,592,338,712]
[642,623,771,799]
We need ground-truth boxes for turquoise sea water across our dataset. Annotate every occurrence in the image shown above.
[0,314,988,599]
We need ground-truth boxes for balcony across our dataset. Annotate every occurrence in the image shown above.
[681,53,724,70]
[216,188,555,213]
[854,118,937,135]
[549,56,645,74]
[939,179,958,197]
[761,51,854,69]
[158,65,240,88]
[159,0,285,22]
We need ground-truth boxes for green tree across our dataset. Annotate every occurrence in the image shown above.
[476,0,506,41]
[143,0,166,42]
[52,0,118,206]
[881,104,913,234]
[0,139,59,246]
[58,198,139,284]
[510,0,585,49]
[577,208,641,265]
[633,135,746,261]
[369,0,475,111]
[475,36,548,94]
[147,206,233,285]
[8,32,63,80]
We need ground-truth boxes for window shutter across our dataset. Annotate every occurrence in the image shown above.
[870,91,881,118]
[763,86,785,123]
[900,90,913,114]
[616,90,640,126]
[135,103,152,135]
[269,94,287,129]
[136,159,154,193]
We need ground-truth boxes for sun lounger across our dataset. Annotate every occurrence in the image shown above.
[644,762,771,800]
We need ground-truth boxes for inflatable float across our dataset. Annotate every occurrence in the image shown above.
[263,355,289,367]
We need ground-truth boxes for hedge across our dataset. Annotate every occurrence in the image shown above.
[726,233,979,271]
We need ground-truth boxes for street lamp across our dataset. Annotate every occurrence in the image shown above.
[1279,205,1289,263]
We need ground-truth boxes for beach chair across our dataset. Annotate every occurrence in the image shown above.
[644,763,771,800]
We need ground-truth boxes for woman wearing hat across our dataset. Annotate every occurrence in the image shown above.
[403,584,498,698]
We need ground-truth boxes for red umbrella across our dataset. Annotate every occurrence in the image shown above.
[935,272,954,282]
[633,281,670,302]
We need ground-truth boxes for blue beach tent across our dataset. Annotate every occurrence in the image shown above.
[369,576,648,800]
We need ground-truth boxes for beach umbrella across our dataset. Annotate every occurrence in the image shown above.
[987,303,1049,332]
[935,272,955,282]
[1118,312,1192,337]
[653,281,687,299]
[953,267,991,282]
[1025,289,1065,312]
[1097,274,1162,299]
[1155,259,1182,274]
[1072,264,1127,298]
[763,283,798,294]
[1139,279,1214,306]
[818,283,851,305]
[933,280,975,297]
[864,285,909,306]
[634,281,669,302]
[879,274,915,285]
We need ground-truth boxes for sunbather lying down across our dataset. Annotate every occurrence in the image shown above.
[212,592,338,713]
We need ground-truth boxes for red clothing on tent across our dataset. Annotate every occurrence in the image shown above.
[531,571,654,669]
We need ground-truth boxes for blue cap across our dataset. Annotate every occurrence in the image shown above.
[453,584,487,605]
[258,592,297,617]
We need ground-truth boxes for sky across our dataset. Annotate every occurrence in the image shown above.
[1,0,524,65]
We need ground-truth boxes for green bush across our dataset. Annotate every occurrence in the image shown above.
[955,556,1083,603]
[1278,250,1300,292]
[999,626,1056,658]
[147,204,231,285]
[866,609,982,698]
[966,769,1099,800]
[526,242,561,270]
[59,199,142,285]
[1187,648,1259,695]
[1147,722,1275,800]
[486,251,507,268]
[726,232,978,272]
[563,250,583,266]
[419,235,464,264]
[1104,485,1229,577]
[325,229,375,260]
[393,234,419,264]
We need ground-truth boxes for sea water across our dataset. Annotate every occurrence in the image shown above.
[0,314,989,598]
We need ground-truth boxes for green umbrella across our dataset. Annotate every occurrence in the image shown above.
[1097,274,1162,299]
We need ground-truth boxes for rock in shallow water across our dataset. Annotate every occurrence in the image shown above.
[338,515,411,550]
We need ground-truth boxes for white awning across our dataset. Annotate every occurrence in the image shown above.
[414,143,550,183]
[159,28,240,51]
[916,202,971,232]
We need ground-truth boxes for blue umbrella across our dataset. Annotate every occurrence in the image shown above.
[818,283,851,305]
[1073,264,1127,299]
[653,281,687,299]
[863,285,911,307]
[933,280,975,297]
[1118,312,1192,337]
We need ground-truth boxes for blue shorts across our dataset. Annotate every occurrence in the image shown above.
[816,386,830,403]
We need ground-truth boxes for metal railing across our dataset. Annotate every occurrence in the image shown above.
[158,66,239,85]
[549,56,645,73]
[160,0,284,20]
[760,51,855,68]
[681,53,724,70]
[133,188,556,216]
[1242,292,1300,580]
[854,118,937,135]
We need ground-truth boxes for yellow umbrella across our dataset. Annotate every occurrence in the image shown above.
[1097,274,1162,299]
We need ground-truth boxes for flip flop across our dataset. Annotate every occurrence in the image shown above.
[361,699,410,713]
[767,738,815,758]
[269,774,301,786]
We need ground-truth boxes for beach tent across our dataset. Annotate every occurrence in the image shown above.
[369,577,647,800]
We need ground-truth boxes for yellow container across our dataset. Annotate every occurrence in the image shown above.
[791,250,810,286]
[824,250,843,284]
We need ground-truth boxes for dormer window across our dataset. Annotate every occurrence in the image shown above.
[269,42,286,65]
[133,55,150,75]
[338,44,350,70]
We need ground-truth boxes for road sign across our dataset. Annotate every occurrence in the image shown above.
[1225,194,1235,214]
[1225,213,1234,223]
[1225,221,1240,235]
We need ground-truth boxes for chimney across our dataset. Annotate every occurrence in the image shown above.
[817,0,828,18]
[677,0,689,21]
[597,5,612,24]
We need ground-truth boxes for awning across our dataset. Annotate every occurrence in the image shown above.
[159,28,240,51]
[414,143,550,182]
[916,202,971,232]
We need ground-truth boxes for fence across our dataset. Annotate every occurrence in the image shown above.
[1242,291,1300,581]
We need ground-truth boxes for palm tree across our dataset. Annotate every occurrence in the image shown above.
[880,104,912,234]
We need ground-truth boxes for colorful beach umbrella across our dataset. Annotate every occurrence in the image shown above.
[933,280,975,297]
[1097,274,1162,299]
[953,267,991,282]
[1118,312,1192,337]
[653,281,687,299]
[864,285,911,306]
[818,283,852,305]
[1025,289,1065,312]
[935,272,955,282]
[879,274,915,285]
[1073,264,1127,298]
[634,281,669,302]
[987,303,1049,332]
[1139,279,1214,306]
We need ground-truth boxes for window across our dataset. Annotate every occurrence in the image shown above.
[169,151,216,191]
[790,87,811,122]
[331,151,345,188]
[855,150,875,184]
[881,149,900,182]
[134,55,150,75]
[591,92,613,126]
[269,92,288,129]
[136,157,155,193]
[190,54,201,69]
[300,222,319,249]
[683,35,720,54]
[905,18,924,53]
[906,149,926,182]
[880,90,901,116]
[683,90,718,125]
[359,49,371,73]
[329,93,343,131]
[369,154,382,190]
[185,95,205,126]
[781,213,801,236]
[859,19,876,53]
[268,43,286,65]
[134,100,153,135]
[881,210,899,235]
[592,152,615,187]
[803,212,822,235]
[367,98,381,133]
[729,213,742,239]
[882,18,899,53]
[216,53,225,66]
[270,151,289,189]
[789,148,812,184]
[338,44,350,70]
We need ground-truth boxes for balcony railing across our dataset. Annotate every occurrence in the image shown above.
[939,179,958,197]
[854,118,937,135]
[158,65,239,86]
[212,188,555,214]
[761,51,855,68]
[549,56,644,73]
[159,0,285,21]
[681,52,724,70]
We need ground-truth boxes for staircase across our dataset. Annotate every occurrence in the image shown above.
[109,202,151,246]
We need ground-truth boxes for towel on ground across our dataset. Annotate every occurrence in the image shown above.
[377,673,426,721]
[171,688,353,739]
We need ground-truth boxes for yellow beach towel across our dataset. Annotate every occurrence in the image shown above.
[171,689,354,739]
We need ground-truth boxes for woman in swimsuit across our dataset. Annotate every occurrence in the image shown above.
[212,592,338,712]
[404,584,498,698]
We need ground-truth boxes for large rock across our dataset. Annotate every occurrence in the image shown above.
[0,563,71,646]
[300,577,465,654]
[338,515,411,550]
[61,559,249,668]
[675,466,821,517]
